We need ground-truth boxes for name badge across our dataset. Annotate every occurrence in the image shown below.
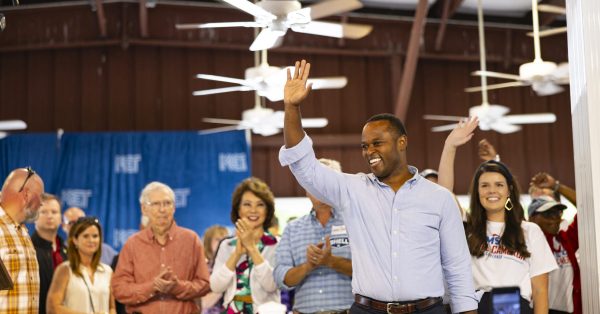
[331,225,347,236]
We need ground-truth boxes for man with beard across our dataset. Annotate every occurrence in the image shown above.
[0,167,45,313]
[279,60,477,314]
[112,181,210,314]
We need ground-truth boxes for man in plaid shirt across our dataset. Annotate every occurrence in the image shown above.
[0,167,45,314]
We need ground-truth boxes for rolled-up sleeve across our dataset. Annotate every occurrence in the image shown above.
[438,193,478,313]
[273,224,295,291]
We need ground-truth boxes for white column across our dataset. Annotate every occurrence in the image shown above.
[565,0,600,310]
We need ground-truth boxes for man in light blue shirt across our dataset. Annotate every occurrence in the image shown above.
[279,60,477,314]
[274,158,353,314]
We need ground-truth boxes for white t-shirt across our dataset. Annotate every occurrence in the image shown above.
[548,221,575,312]
[471,221,558,302]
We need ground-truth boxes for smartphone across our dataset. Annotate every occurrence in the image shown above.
[490,287,521,314]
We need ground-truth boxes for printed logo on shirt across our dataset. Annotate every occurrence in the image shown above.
[553,248,571,268]
[484,234,526,263]
[330,224,349,248]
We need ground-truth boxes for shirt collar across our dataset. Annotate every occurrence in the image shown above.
[310,207,338,220]
[0,205,25,231]
[143,221,179,243]
[368,165,421,188]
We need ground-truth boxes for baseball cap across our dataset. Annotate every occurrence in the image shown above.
[528,195,567,217]
[420,169,438,179]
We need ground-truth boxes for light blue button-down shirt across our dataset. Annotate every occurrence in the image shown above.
[274,209,353,313]
[279,135,478,313]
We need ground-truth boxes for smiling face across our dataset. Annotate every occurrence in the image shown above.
[73,225,101,258]
[478,171,510,218]
[237,191,267,231]
[361,120,407,181]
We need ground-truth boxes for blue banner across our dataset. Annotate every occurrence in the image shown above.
[0,130,251,250]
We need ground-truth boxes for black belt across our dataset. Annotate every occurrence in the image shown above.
[354,295,442,314]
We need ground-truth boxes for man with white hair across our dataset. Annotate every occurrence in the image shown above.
[112,181,210,314]
[274,158,353,314]
[0,167,45,313]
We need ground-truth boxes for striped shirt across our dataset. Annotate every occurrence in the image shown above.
[0,206,40,314]
[274,209,353,313]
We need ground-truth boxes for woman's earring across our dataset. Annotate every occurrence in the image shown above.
[504,197,514,211]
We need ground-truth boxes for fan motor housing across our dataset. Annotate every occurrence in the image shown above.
[257,0,301,16]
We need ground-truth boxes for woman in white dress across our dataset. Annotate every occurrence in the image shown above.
[47,217,116,314]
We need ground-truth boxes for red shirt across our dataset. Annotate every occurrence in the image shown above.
[111,223,210,314]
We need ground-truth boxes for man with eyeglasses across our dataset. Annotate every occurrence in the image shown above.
[0,167,45,313]
[61,206,118,265]
[112,181,210,314]
[31,193,68,314]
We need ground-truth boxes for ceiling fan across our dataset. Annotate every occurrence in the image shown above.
[526,4,566,38]
[465,0,569,96]
[0,120,27,139]
[193,50,347,102]
[424,0,556,134]
[176,0,372,51]
[199,49,328,136]
[200,96,328,136]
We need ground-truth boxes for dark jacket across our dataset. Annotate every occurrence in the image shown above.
[31,231,67,314]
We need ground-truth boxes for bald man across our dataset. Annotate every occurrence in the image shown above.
[0,167,45,313]
[62,206,118,265]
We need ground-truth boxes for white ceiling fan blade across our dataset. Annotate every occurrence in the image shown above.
[489,121,522,134]
[0,120,27,131]
[527,26,567,38]
[423,114,467,122]
[431,123,460,132]
[473,70,522,81]
[199,125,246,135]
[551,62,569,81]
[465,81,528,92]
[501,113,557,125]
[202,118,243,125]
[177,22,263,29]
[196,74,249,86]
[531,82,565,96]
[305,0,363,20]
[193,86,254,96]
[292,21,372,39]
[308,77,347,90]
[250,28,286,51]
[301,118,328,128]
[222,0,276,21]
[537,4,566,14]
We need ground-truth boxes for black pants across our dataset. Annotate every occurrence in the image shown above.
[478,292,532,314]
[349,301,445,314]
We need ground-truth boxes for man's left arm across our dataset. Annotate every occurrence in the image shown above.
[171,234,210,300]
[438,192,478,313]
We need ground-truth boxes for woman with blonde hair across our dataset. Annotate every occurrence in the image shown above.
[210,177,279,314]
[47,217,116,314]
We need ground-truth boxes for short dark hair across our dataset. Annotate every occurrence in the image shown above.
[230,177,275,230]
[41,193,61,209]
[366,113,407,137]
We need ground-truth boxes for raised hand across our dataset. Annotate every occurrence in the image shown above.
[236,218,258,250]
[445,117,479,148]
[284,60,313,107]
[530,172,556,189]
[478,138,498,161]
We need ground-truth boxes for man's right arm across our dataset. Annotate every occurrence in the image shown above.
[274,223,314,289]
[283,60,312,148]
[111,243,156,305]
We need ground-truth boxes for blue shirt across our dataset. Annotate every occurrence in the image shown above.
[274,209,353,313]
[279,135,478,313]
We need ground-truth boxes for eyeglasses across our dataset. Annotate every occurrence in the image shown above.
[18,166,36,192]
[145,200,174,210]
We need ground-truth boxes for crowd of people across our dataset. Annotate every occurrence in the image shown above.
[0,59,581,314]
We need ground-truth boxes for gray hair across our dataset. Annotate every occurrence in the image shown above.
[318,158,342,172]
[139,181,175,205]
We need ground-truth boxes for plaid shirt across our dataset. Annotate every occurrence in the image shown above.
[0,206,40,314]
[274,209,353,313]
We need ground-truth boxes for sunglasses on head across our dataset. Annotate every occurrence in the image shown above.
[18,166,36,192]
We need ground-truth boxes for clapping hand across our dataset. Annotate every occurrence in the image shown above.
[284,60,313,107]
[236,218,258,250]
[153,267,177,294]
[306,236,333,268]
